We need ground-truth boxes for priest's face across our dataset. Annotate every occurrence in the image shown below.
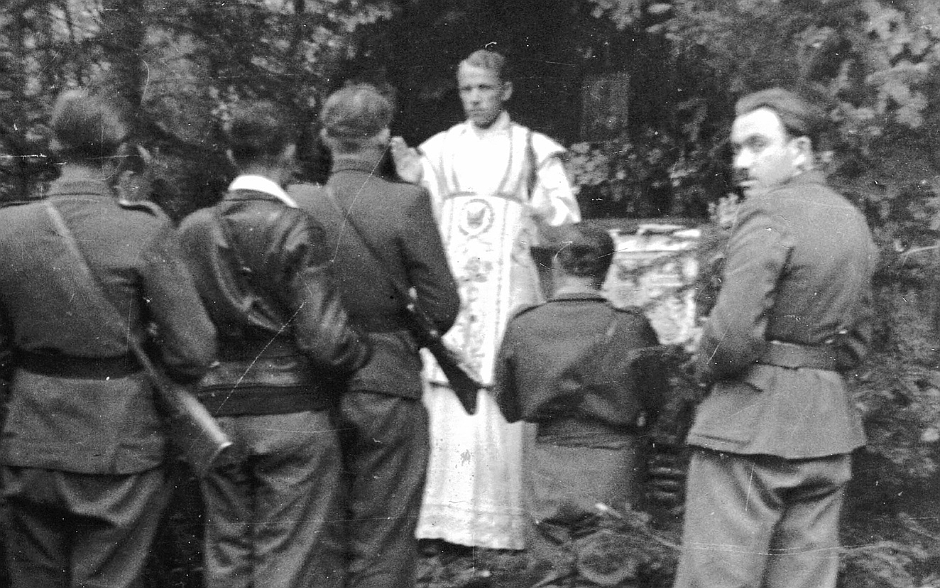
[457,63,512,129]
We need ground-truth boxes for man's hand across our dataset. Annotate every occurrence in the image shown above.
[390,137,423,184]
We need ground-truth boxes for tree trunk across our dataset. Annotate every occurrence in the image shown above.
[100,0,147,117]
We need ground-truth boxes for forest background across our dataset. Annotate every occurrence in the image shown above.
[3,0,940,586]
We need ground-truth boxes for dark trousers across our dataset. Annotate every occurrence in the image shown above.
[673,449,852,588]
[200,411,345,588]
[525,433,643,586]
[1,465,166,588]
[336,391,430,588]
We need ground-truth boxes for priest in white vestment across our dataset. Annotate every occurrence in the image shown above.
[392,48,581,550]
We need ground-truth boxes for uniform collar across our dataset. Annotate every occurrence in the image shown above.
[46,178,115,199]
[330,156,384,176]
[551,285,607,302]
[228,175,297,208]
[759,169,828,199]
[790,169,827,187]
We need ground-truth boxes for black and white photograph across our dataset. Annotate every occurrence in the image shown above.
[1,1,939,587]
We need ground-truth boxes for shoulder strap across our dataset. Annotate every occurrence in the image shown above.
[321,188,483,405]
[211,196,295,299]
[322,187,412,303]
[43,201,120,322]
[46,201,233,472]
[212,204,253,278]
[42,201,155,372]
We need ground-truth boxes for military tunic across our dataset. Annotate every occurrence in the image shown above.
[0,178,216,588]
[675,170,877,588]
[494,288,665,583]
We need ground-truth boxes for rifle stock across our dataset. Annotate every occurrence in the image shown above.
[41,200,233,477]
[318,189,479,414]
[128,339,234,477]
[158,378,235,476]
[406,299,482,415]
[424,338,481,415]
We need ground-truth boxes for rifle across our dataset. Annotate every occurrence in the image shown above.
[43,201,233,476]
[125,337,233,476]
[321,187,482,415]
[644,344,703,517]
[404,290,482,415]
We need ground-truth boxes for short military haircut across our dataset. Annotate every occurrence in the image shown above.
[320,84,393,154]
[735,87,827,149]
[227,101,295,166]
[49,89,129,165]
[459,49,509,82]
[554,223,615,284]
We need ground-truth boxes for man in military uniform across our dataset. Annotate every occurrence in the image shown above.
[178,101,372,588]
[0,89,217,588]
[290,83,460,588]
[494,222,666,586]
[673,88,877,588]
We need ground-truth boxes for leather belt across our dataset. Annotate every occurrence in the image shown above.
[218,337,297,362]
[536,415,643,440]
[756,341,838,371]
[16,350,140,379]
[350,313,410,333]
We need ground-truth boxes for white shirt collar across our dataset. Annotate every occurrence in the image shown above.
[228,175,297,208]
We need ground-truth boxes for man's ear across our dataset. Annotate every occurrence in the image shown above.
[790,136,813,171]
[501,81,513,103]
[102,143,128,181]
[376,128,391,145]
[281,143,297,164]
[319,129,336,153]
[133,144,152,168]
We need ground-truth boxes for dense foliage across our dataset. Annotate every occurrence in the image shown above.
[0,0,396,216]
[570,0,940,216]
[563,8,940,584]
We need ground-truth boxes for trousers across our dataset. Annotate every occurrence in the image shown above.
[1,466,166,588]
[673,448,852,588]
[200,410,345,588]
[336,391,430,588]
[524,433,643,586]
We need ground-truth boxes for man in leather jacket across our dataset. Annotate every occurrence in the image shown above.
[178,101,371,588]
[290,84,460,588]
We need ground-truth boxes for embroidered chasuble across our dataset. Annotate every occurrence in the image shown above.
[415,113,580,550]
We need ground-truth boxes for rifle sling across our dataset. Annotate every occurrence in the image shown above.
[43,201,161,381]
[44,201,233,475]
[321,187,415,314]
